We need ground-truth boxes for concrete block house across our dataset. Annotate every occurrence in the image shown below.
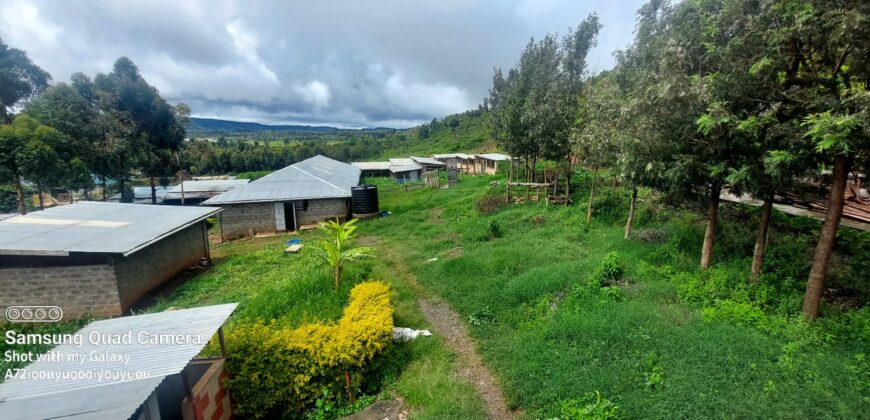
[203,155,361,240]
[0,202,219,318]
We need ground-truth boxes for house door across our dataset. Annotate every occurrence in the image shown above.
[284,202,296,231]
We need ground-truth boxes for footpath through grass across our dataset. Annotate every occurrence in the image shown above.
[149,230,487,419]
[361,174,869,418]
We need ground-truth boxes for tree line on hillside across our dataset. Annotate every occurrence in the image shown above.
[488,0,869,320]
[0,36,487,211]
[0,39,188,210]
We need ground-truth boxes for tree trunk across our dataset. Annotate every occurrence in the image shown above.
[750,197,773,282]
[37,185,45,210]
[586,166,598,223]
[14,174,26,215]
[565,168,570,199]
[101,178,108,201]
[150,176,157,205]
[625,183,638,240]
[700,184,722,270]
[802,156,848,320]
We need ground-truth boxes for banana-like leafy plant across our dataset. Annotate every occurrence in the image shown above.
[316,218,374,290]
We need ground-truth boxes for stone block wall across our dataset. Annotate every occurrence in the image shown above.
[217,202,275,240]
[295,198,350,225]
[113,222,208,310]
[216,198,350,238]
[0,264,122,319]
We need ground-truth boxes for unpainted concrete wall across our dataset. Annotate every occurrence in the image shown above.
[0,264,122,318]
[217,202,275,240]
[217,198,350,239]
[295,198,350,226]
[113,222,208,310]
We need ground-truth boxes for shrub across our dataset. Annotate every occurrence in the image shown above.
[558,391,620,419]
[476,193,506,214]
[673,268,731,305]
[701,300,767,327]
[488,219,503,239]
[631,228,668,243]
[223,281,394,418]
[642,352,665,389]
[595,252,623,285]
[468,306,496,325]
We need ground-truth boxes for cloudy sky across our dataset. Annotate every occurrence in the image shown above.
[1,0,646,128]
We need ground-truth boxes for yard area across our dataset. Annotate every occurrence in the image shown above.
[25,171,864,419]
[358,174,868,418]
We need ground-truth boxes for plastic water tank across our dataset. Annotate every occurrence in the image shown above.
[351,185,379,215]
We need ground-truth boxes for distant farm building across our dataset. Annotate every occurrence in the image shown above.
[352,161,392,178]
[163,179,250,205]
[433,153,475,173]
[473,153,512,175]
[0,202,219,318]
[0,304,238,420]
[410,156,447,172]
[109,186,172,204]
[389,158,423,183]
[203,155,360,240]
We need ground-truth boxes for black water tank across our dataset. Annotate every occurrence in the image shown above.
[351,185,379,214]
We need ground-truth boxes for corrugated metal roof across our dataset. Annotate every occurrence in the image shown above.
[0,202,219,256]
[202,155,360,205]
[0,303,238,420]
[164,179,249,200]
[433,153,474,160]
[352,161,391,171]
[476,153,511,161]
[390,164,423,173]
[410,156,446,166]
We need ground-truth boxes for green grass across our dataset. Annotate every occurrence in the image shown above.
[150,229,487,418]
[360,172,869,418]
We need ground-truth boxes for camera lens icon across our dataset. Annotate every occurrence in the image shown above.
[5,306,63,323]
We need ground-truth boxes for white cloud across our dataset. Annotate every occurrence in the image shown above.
[293,80,331,108]
[225,18,279,85]
[0,0,647,127]
[0,0,61,45]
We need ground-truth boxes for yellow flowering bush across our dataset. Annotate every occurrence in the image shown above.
[223,281,394,418]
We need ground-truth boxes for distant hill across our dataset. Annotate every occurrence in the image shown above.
[187,117,394,134]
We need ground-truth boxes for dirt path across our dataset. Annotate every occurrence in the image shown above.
[376,240,515,420]
[417,298,515,419]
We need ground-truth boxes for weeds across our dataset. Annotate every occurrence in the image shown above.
[557,391,620,420]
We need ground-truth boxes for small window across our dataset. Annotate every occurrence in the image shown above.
[302,200,309,211]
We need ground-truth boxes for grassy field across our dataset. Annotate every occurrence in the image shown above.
[361,173,869,418]
[4,169,865,418]
[148,231,487,418]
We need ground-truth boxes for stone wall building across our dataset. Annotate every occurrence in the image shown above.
[0,202,219,318]
[203,155,361,240]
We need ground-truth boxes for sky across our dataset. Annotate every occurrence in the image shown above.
[0,0,647,128]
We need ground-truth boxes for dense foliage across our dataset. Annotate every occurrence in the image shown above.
[223,281,394,418]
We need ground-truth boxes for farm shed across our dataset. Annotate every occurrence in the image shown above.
[202,155,360,240]
[109,186,172,204]
[352,161,392,178]
[162,179,250,205]
[0,202,219,318]
[473,153,511,175]
[389,158,423,184]
[433,153,475,173]
[0,303,238,420]
[410,156,447,172]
